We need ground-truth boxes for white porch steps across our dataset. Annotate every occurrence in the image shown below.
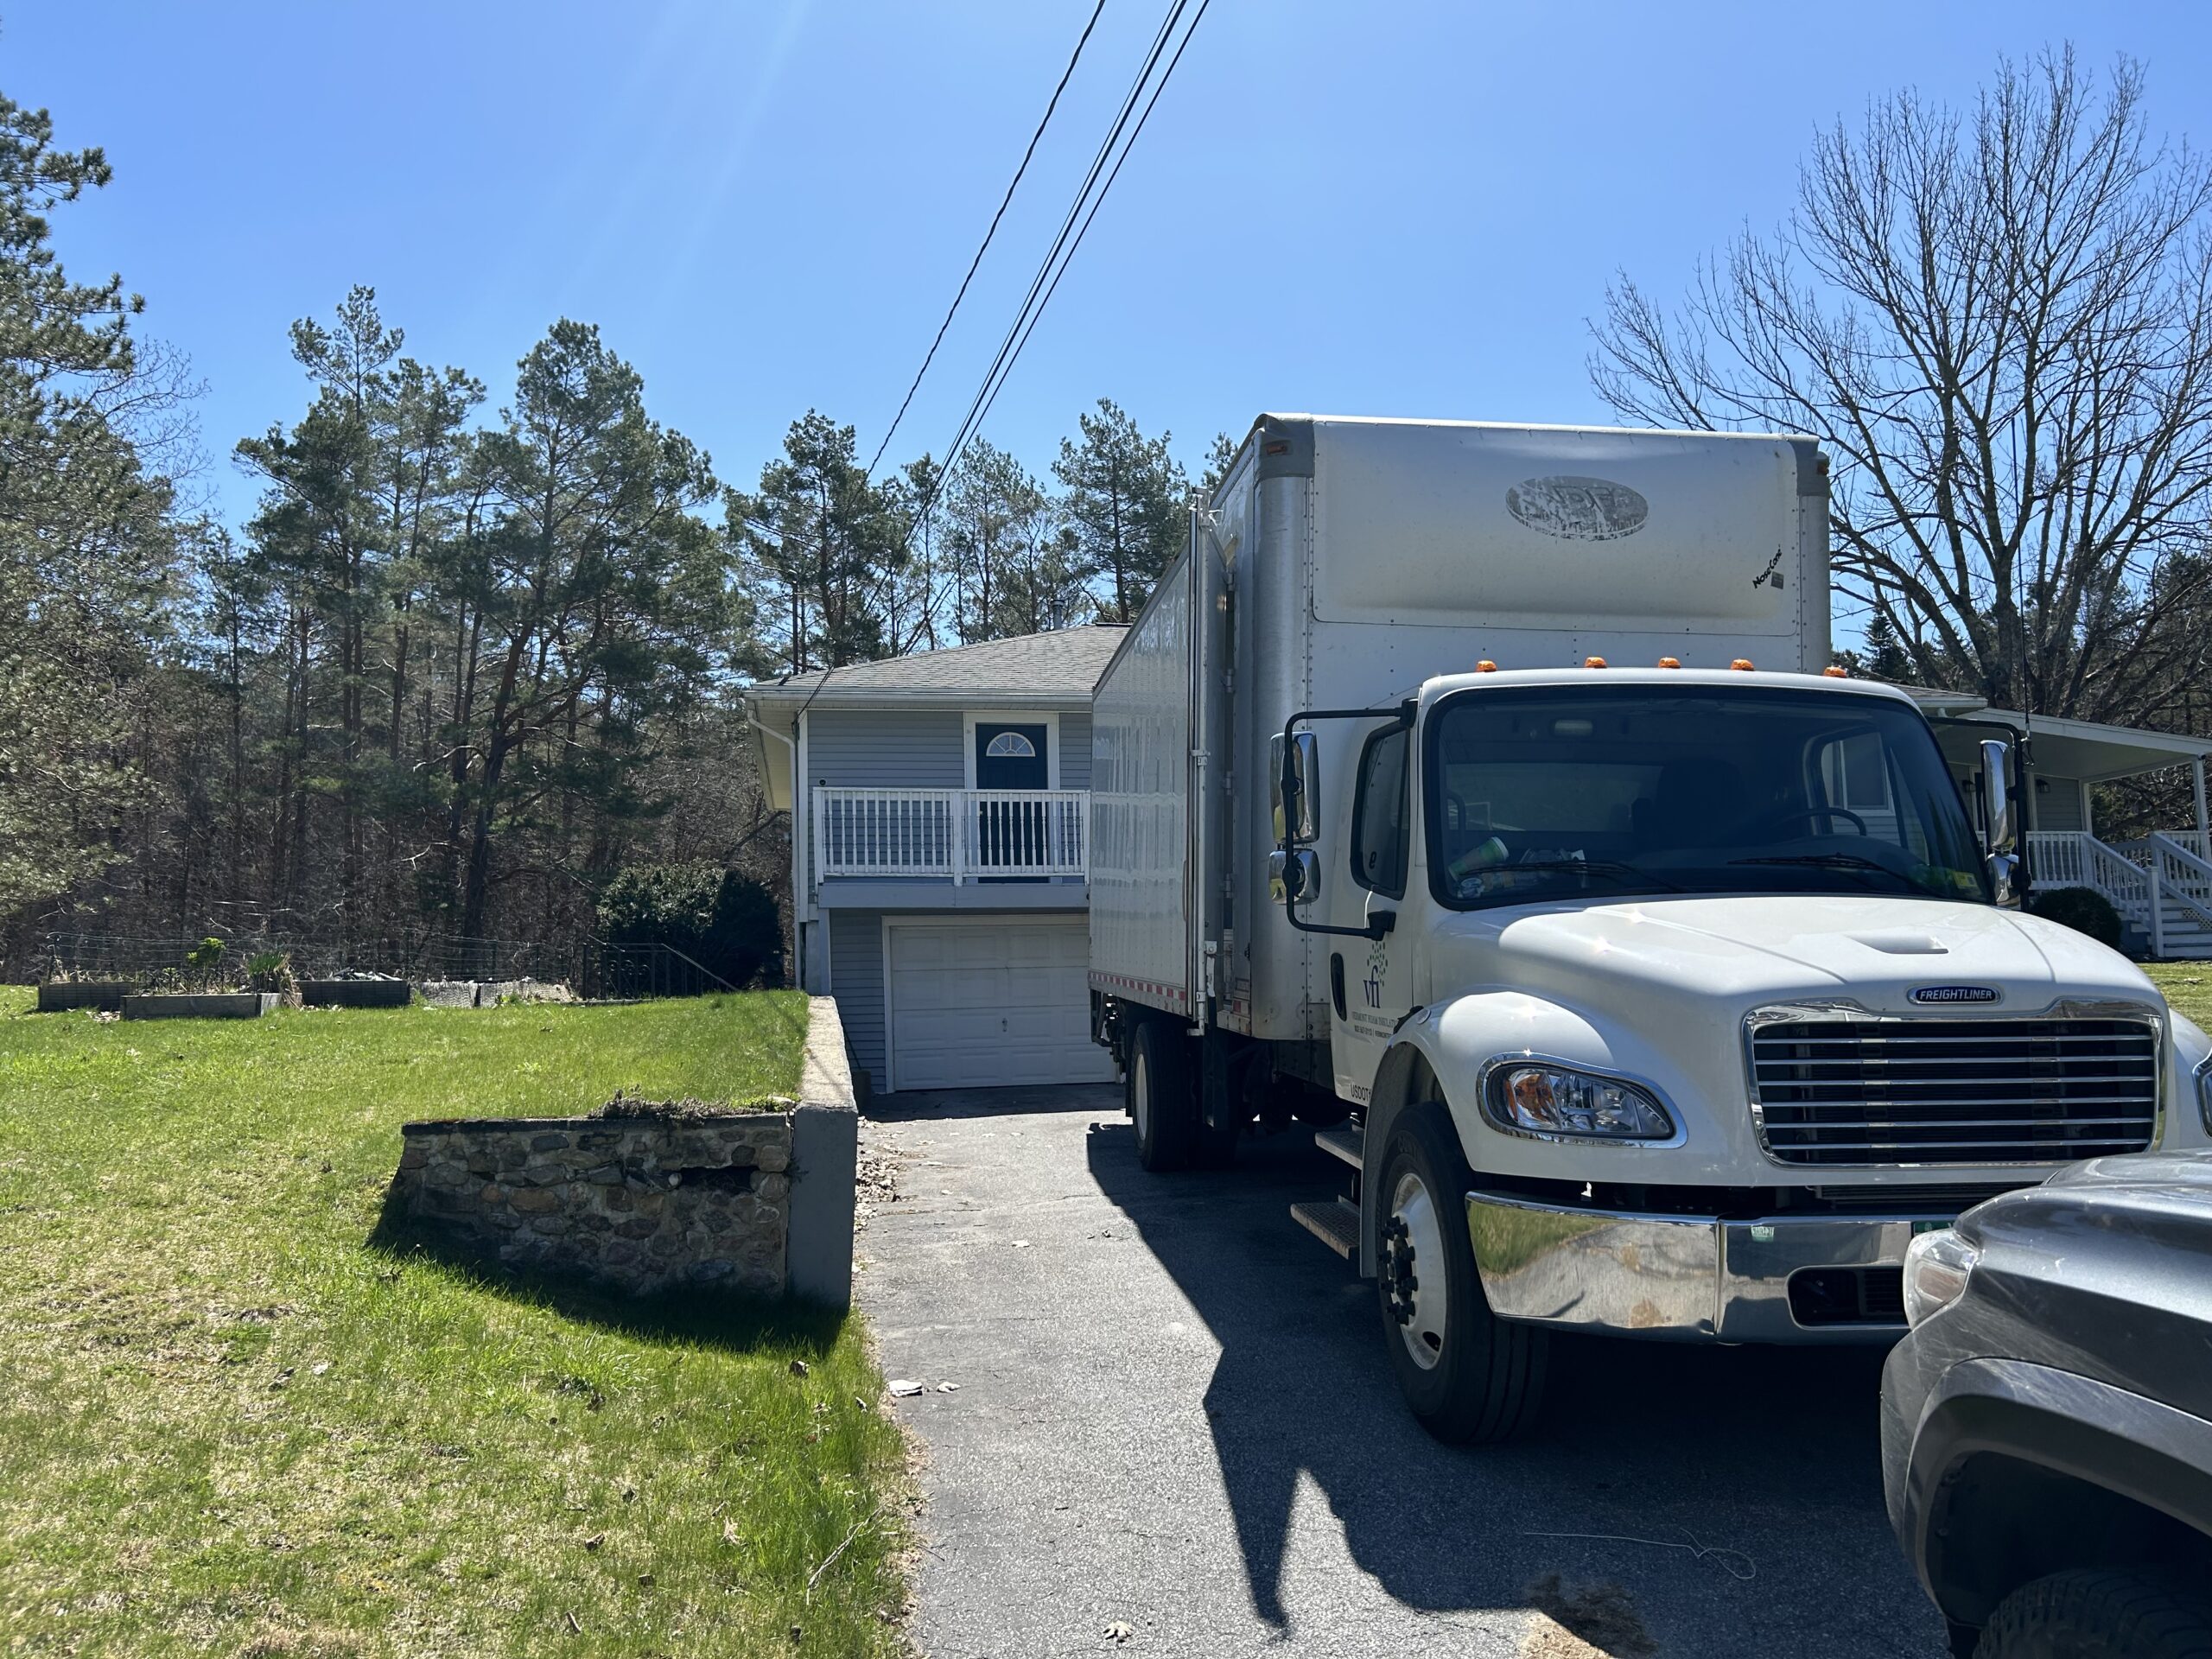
[2032,829,2212,959]
[2152,904,2212,959]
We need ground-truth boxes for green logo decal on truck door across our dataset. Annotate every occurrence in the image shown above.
[1363,939,1389,1010]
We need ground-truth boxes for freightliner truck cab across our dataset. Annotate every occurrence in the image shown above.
[1275,664,2206,1440]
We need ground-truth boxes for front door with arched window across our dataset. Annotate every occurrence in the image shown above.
[975,721,1048,879]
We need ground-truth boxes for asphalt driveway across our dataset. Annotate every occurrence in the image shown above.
[860,1084,1949,1658]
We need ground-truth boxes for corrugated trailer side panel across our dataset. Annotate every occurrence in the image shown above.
[1089,546,1197,1017]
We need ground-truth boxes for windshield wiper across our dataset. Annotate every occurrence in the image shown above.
[1499,859,1685,892]
[1727,853,1921,888]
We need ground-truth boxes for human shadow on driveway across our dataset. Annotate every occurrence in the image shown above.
[1084,1117,1945,1659]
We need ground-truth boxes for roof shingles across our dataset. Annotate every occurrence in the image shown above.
[747,624,1127,703]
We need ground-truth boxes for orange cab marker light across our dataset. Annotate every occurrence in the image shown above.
[1823,665,1849,677]
[1475,659,1498,673]
[1656,657,1681,669]
[1731,658,1756,671]
[1585,656,1608,669]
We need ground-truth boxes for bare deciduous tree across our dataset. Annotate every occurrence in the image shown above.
[1590,49,2212,724]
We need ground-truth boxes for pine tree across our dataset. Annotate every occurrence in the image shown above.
[1052,398,1188,624]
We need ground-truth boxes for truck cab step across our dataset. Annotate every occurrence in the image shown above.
[1314,1125,1363,1170]
[1290,1198,1361,1260]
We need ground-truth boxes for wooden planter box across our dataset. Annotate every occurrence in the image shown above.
[35,981,134,1013]
[122,992,283,1020]
[300,977,411,1008]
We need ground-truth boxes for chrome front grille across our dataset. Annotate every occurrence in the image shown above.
[1750,1014,2158,1166]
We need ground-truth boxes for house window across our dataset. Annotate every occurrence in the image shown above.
[986,732,1037,759]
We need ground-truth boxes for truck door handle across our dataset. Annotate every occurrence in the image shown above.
[1330,953,1347,1020]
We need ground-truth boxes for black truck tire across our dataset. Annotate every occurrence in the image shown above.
[1129,1018,1198,1172]
[1375,1102,1548,1445]
[1975,1570,2212,1659]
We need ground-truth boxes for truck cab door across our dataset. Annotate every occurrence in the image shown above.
[1330,721,1416,1104]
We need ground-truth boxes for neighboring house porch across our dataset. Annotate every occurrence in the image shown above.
[1918,694,2212,959]
[747,628,1126,1096]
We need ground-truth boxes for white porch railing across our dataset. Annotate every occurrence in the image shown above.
[812,787,1088,884]
[2026,830,2091,889]
[2027,828,2212,957]
[2114,834,2212,941]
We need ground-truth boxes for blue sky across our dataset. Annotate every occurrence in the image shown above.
[12,1,2212,544]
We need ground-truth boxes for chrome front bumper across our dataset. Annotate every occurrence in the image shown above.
[1466,1190,1942,1344]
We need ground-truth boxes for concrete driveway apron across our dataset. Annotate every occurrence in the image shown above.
[859,1084,1947,1659]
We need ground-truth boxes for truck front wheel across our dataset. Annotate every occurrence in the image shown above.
[1129,1019,1198,1172]
[1376,1102,1548,1444]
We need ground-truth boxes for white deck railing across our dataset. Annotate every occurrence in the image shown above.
[2028,828,2212,957]
[2026,830,2089,889]
[2114,834,2212,940]
[2164,830,2211,863]
[812,787,1088,884]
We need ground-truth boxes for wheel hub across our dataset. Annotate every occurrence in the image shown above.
[1387,1169,1449,1371]
[1382,1216,1417,1325]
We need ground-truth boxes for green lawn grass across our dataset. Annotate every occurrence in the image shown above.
[0,988,909,1657]
[2145,963,2212,1031]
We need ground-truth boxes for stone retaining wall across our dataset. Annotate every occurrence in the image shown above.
[381,996,859,1307]
[389,1112,792,1296]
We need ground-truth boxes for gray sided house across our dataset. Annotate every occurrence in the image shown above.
[1911,694,2212,960]
[747,627,1126,1096]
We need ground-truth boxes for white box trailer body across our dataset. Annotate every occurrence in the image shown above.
[1085,413,2204,1447]
[1090,415,1833,1048]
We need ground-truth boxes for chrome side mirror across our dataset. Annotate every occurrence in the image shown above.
[1273,731,1319,844]
[1980,738,2022,906]
[1268,848,1321,906]
[1980,739,2017,854]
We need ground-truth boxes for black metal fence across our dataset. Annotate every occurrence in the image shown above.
[582,944,744,1001]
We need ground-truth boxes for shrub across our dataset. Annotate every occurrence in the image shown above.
[245,950,297,995]
[181,937,227,991]
[597,863,783,990]
[2028,886,2124,950]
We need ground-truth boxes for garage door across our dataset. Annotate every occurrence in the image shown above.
[886,919,1116,1092]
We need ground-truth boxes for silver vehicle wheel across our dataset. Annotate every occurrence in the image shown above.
[1386,1168,1448,1371]
[1131,1048,1152,1139]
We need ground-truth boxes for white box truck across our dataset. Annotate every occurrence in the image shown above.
[1088,414,2211,1443]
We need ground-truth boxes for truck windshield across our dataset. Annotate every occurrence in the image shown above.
[1425,685,1990,910]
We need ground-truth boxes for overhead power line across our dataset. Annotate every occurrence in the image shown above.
[962,0,1213,450]
[930,0,1204,486]
[759,0,1211,673]
[866,0,1110,478]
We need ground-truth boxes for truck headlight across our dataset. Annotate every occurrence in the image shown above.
[1484,1062,1675,1141]
[2198,1053,2212,1135]
[1902,1228,1979,1327]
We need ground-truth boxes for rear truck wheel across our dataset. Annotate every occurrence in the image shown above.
[1974,1570,2212,1659]
[1376,1101,1548,1445]
[1129,1019,1198,1172]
